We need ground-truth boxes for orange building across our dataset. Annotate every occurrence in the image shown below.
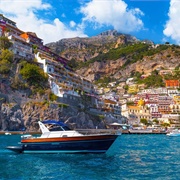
[165,80,179,88]
[20,32,43,46]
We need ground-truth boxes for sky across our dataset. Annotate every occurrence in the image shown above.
[0,0,179,45]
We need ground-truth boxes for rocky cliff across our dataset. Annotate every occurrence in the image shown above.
[46,30,139,62]
[0,101,111,131]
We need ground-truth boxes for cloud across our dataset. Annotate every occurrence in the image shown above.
[0,0,145,44]
[163,0,180,44]
[70,21,76,28]
[0,0,51,15]
[0,0,86,44]
[80,0,144,33]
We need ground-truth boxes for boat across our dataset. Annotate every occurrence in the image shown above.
[6,120,120,154]
[166,129,180,137]
[5,132,11,135]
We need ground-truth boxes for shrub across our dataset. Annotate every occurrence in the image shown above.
[0,59,10,74]
[20,62,48,87]
[49,92,58,101]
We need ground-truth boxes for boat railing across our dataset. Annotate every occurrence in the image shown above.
[41,130,83,138]
[76,129,120,135]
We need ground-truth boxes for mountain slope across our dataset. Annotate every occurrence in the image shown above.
[46,30,140,62]
[46,30,180,82]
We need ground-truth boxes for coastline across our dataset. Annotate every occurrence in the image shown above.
[0,131,41,135]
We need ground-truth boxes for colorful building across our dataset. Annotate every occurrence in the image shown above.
[128,84,139,94]
[20,32,43,47]
[8,34,33,59]
[128,105,151,125]
[0,14,23,37]
[35,52,95,94]
[174,95,180,104]
[165,80,179,89]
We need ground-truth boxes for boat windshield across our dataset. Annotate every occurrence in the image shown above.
[48,125,71,131]
[42,120,71,131]
[60,126,71,131]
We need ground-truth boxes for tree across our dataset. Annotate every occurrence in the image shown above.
[124,84,129,91]
[162,123,170,127]
[0,49,14,62]
[0,59,11,74]
[20,62,48,87]
[140,118,148,125]
[153,119,159,124]
[0,49,14,74]
[0,36,12,50]
[143,74,164,88]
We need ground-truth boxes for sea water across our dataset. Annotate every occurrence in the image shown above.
[0,134,179,180]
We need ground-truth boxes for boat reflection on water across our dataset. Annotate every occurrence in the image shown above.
[6,120,121,154]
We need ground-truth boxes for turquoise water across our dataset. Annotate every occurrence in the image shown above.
[0,134,179,180]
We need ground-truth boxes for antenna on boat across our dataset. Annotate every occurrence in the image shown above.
[38,121,50,133]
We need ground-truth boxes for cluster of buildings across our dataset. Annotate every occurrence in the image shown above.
[93,73,180,128]
[119,79,180,128]
[0,14,179,128]
[0,14,95,94]
[0,14,122,121]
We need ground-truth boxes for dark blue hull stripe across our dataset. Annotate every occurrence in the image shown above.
[21,138,116,153]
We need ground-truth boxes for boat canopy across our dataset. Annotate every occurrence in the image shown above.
[42,120,67,127]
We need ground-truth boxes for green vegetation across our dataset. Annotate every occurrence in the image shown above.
[0,59,11,74]
[164,65,180,80]
[0,36,12,49]
[142,74,164,88]
[140,118,148,125]
[126,101,135,106]
[67,58,79,69]
[135,70,165,88]
[0,49,14,74]
[0,37,13,75]
[48,92,58,101]
[19,61,48,88]
[0,37,50,98]
[161,122,170,127]
[0,49,13,62]
[74,43,169,69]
[98,115,105,120]
[58,103,69,108]
[95,76,116,86]
[153,119,159,124]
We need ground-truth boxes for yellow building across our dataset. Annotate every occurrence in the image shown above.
[174,95,180,104]
[128,105,151,125]
[128,84,139,94]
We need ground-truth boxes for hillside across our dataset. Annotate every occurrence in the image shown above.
[1,30,180,131]
[76,44,180,82]
[46,30,180,83]
[46,30,140,62]
[0,47,107,131]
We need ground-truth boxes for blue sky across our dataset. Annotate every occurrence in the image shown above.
[0,0,179,45]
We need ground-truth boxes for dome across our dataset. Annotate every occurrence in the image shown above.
[138,99,145,106]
